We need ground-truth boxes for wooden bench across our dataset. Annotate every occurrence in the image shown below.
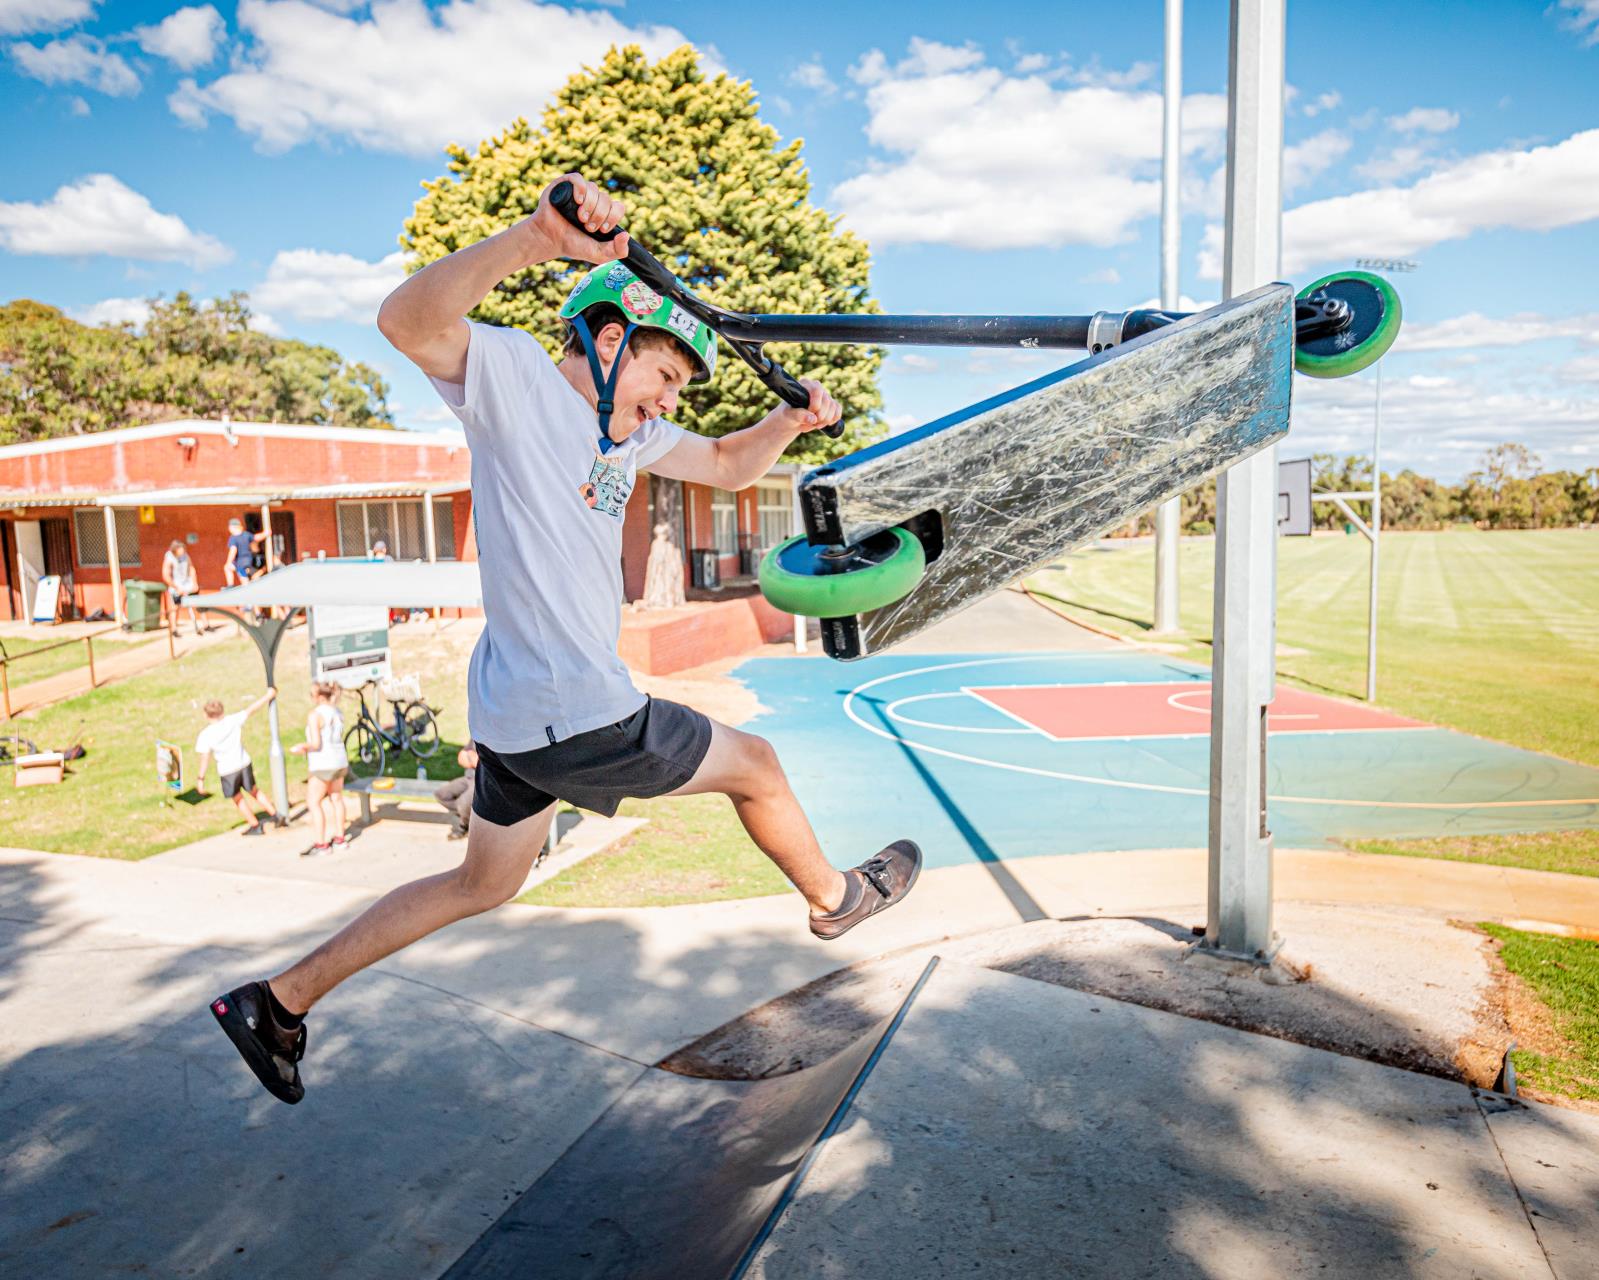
[346,775,556,855]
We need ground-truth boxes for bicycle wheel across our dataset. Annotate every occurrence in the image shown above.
[345,722,387,779]
[0,735,38,766]
[402,702,441,759]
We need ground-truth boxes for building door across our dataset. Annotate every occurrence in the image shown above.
[40,517,74,618]
[270,510,297,565]
[0,520,16,620]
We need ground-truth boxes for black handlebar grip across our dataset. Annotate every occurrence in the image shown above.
[548,180,619,242]
[766,364,844,438]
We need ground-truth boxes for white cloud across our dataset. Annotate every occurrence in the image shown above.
[1555,1,1599,47]
[1560,354,1599,383]
[67,295,152,328]
[1355,144,1436,184]
[1080,266,1120,286]
[1291,369,1599,478]
[134,5,225,70]
[1283,128,1350,194]
[896,353,939,373]
[67,93,87,114]
[1388,107,1459,134]
[1395,311,1599,353]
[788,57,835,96]
[251,247,408,324]
[831,40,1227,250]
[0,174,231,267]
[1013,51,1049,75]
[1061,57,1155,90]
[1198,128,1599,279]
[0,0,94,36]
[10,33,139,94]
[1302,90,1341,118]
[169,0,704,155]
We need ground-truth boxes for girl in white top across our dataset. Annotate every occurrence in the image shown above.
[291,682,349,857]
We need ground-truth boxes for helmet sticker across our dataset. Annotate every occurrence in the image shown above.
[603,263,632,290]
[665,309,700,342]
[620,280,662,318]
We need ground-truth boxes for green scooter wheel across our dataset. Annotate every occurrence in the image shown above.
[1294,270,1402,378]
[759,527,926,618]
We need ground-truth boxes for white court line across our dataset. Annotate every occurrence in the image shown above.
[885,692,1036,735]
[841,657,1599,811]
[1166,688,1316,721]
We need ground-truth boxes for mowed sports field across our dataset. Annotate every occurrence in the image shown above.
[1024,528,1599,769]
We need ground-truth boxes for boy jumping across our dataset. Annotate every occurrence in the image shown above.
[211,174,921,1105]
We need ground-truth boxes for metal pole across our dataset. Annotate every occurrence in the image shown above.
[1200,0,1284,964]
[1153,0,1184,633]
[423,495,439,563]
[1367,360,1382,702]
[102,505,124,626]
[790,470,807,655]
[260,503,276,573]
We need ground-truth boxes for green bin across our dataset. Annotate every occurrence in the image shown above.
[123,579,166,632]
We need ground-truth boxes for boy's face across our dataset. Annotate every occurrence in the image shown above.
[593,326,695,442]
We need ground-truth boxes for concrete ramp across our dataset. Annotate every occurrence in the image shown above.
[449,960,1596,1280]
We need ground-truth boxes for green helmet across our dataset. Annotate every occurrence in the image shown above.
[559,263,718,382]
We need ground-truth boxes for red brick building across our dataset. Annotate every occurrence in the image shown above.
[1,420,804,652]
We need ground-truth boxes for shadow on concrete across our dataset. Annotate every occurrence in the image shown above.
[0,859,1583,1279]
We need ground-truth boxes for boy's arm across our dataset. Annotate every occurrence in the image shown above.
[243,686,278,717]
[652,381,841,491]
[376,173,630,385]
[195,751,211,791]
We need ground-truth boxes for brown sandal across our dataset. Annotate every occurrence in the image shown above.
[809,840,922,941]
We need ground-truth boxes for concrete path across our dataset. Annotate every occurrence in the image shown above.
[3,839,1597,1278]
[894,584,1124,653]
[3,620,236,718]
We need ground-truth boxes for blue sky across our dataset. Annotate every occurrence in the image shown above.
[3,0,1598,480]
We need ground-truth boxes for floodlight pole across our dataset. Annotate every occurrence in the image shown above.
[1153,0,1184,634]
[1367,360,1382,701]
[1199,0,1285,964]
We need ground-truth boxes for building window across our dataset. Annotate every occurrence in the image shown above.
[755,481,794,551]
[335,498,456,559]
[72,508,140,568]
[710,488,738,555]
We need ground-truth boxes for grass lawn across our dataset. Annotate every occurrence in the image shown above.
[0,620,476,860]
[1025,528,1599,768]
[1347,830,1599,879]
[1480,923,1599,1103]
[2,631,144,691]
[518,792,790,908]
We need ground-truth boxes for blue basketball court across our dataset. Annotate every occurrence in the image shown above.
[733,651,1599,870]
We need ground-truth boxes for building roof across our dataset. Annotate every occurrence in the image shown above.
[0,418,467,462]
[0,482,471,511]
[185,559,482,609]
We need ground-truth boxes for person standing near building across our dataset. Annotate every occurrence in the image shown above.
[161,539,204,636]
[291,682,350,857]
[224,518,264,587]
[194,689,290,835]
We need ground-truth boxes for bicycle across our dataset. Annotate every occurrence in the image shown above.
[343,675,441,779]
[0,732,39,767]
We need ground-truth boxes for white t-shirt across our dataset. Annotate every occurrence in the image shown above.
[196,712,250,776]
[428,321,685,751]
[306,704,347,772]
[163,550,197,594]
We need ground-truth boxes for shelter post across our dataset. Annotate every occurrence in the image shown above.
[1201,0,1284,963]
[1153,0,1184,634]
[260,503,277,574]
[103,504,125,626]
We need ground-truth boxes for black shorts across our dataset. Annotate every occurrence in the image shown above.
[220,764,257,799]
[473,696,713,826]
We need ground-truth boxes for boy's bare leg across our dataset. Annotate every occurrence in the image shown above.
[668,720,848,915]
[268,804,555,1014]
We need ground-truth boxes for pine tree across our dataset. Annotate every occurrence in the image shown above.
[398,44,885,462]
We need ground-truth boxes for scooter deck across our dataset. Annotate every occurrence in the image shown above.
[798,283,1296,660]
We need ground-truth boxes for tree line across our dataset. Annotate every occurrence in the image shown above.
[1122,443,1599,536]
[0,293,392,446]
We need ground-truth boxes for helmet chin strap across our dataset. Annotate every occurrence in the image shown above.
[569,313,636,454]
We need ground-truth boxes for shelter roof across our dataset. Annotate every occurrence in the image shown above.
[184,559,482,609]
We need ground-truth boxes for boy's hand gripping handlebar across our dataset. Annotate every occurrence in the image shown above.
[548,180,844,439]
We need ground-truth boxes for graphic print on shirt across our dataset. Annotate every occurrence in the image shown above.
[580,450,632,519]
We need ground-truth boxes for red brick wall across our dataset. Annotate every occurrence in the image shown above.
[0,424,469,494]
[36,494,476,616]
